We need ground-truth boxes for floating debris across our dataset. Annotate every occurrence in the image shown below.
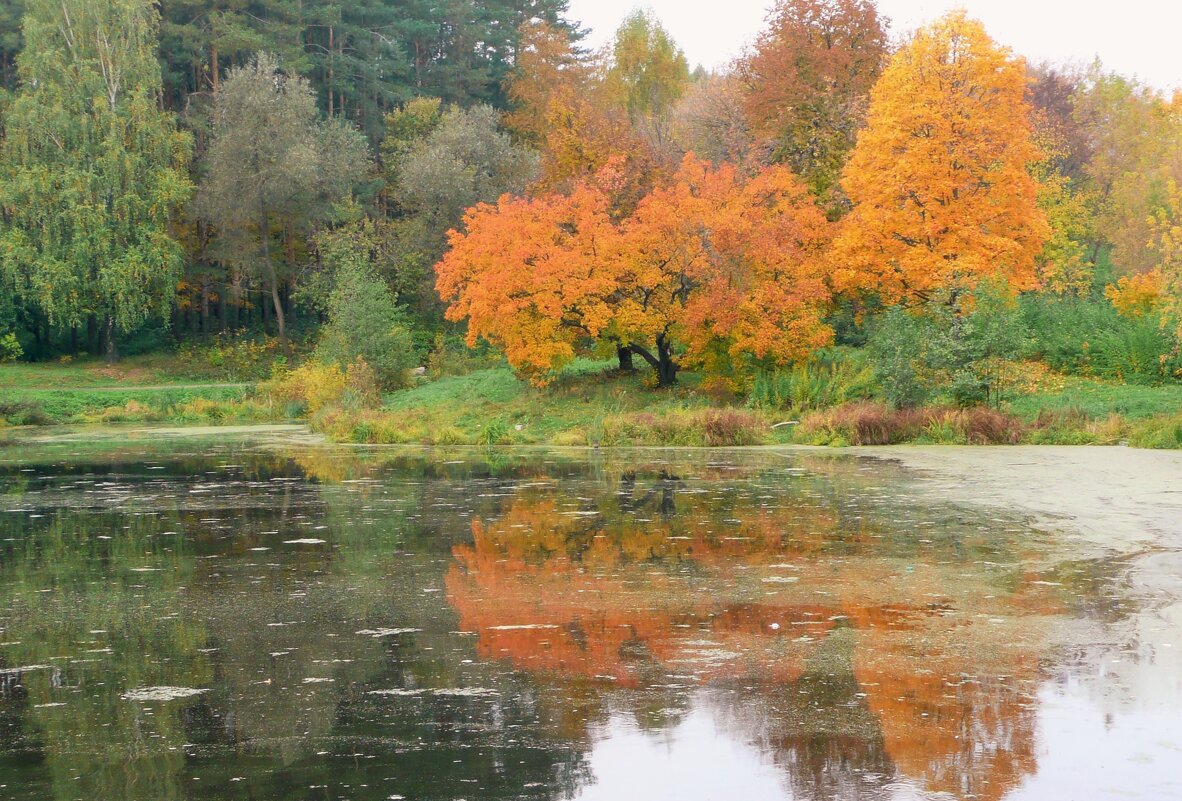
[122,687,208,702]
[356,628,421,637]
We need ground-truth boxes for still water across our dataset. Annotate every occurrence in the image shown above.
[0,435,1179,800]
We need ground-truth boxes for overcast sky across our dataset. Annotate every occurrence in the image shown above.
[566,0,1182,91]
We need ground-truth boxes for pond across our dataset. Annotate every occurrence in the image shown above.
[0,434,1179,800]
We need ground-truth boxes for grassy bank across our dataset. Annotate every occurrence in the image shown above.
[4,355,1182,449]
[0,355,265,426]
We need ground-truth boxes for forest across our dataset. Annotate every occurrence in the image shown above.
[2,0,1182,448]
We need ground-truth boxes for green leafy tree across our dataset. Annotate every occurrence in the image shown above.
[387,102,538,316]
[0,0,193,361]
[868,286,1027,408]
[315,225,418,389]
[395,104,539,228]
[602,10,690,151]
[197,52,368,350]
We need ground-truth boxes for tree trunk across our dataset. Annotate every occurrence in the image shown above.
[210,43,218,93]
[655,335,678,387]
[327,26,335,116]
[105,316,118,365]
[259,206,288,352]
[87,315,98,356]
[616,345,635,372]
[201,281,211,337]
[628,336,678,387]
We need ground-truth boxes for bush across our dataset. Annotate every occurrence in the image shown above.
[174,333,285,381]
[1128,414,1182,449]
[1020,294,1180,382]
[600,409,767,447]
[425,333,502,378]
[259,361,348,415]
[0,399,51,426]
[867,287,1028,408]
[1088,316,1179,384]
[0,332,23,363]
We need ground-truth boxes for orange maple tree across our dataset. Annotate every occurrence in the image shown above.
[435,156,834,386]
[832,11,1049,305]
[613,156,833,385]
[434,170,621,382]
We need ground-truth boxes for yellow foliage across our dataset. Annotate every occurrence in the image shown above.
[259,362,348,414]
[833,11,1048,304]
[1147,179,1182,333]
[1105,269,1166,318]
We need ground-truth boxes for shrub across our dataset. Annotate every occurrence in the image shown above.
[0,333,23,363]
[479,420,510,447]
[425,333,502,378]
[867,287,1028,408]
[749,347,876,411]
[864,310,937,408]
[259,362,348,415]
[1128,414,1182,449]
[796,402,1023,445]
[0,399,52,426]
[1088,316,1178,384]
[174,333,285,381]
[315,232,420,390]
[1026,408,1127,445]
[1021,294,1180,382]
[600,409,767,447]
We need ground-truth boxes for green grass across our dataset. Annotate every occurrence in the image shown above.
[0,352,253,389]
[1007,377,1182,421]
[7,351,1182,451]
[372,359,725,444]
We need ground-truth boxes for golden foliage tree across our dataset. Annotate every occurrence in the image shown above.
[833,12,1048,305]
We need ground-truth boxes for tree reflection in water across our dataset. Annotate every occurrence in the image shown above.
[446,459,1064,801]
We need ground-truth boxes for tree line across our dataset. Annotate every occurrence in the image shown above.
[0,0,1180,398]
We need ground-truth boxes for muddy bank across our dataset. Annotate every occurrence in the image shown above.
[851,445,1182,551]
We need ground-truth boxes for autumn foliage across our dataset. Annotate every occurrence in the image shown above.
[436,155,833,386]
[833,12,1048,304]
[737,0,888,201]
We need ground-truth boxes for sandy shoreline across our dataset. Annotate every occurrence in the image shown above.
[850,444,1182,551]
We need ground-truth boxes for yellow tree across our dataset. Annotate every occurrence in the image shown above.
[1032,121,1095,296]
[833,12,1048,305]
[1146,179,1182,334]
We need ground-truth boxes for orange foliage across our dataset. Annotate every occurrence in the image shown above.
[445,470,1061,800]
[434,172,620,382]
[613,156,834,384]
[436,155,834,385]
[833,11,1049,304]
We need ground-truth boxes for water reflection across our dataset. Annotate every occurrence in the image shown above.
[445,466,1064,801]
[0,440,1177,800]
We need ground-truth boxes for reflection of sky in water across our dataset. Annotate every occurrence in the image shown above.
[573,704,790,801]
[0,438,1179,801]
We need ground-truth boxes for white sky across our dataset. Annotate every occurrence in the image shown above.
[566,0,1182,91]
